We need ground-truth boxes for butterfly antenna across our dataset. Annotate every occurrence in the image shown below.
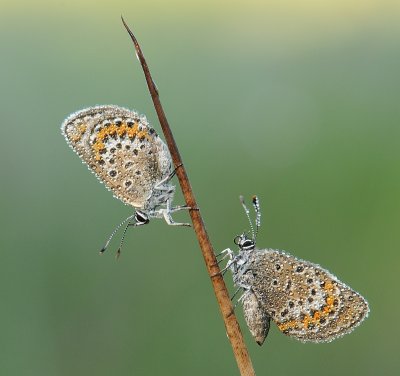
[100,214,135,254]
[115,219,134,259]
[239,195,255,240]
[252,195,261,240]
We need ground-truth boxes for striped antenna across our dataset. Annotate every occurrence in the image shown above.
[252,195,261,239]
[100,214,135,254]
[239,195,255,241]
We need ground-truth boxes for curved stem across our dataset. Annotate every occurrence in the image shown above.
[122,17,256,376]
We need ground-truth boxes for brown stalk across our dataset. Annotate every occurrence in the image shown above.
[122,17,256,376]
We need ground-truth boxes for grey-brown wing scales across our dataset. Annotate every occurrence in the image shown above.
[241,249,369,343]
[61,105,172,209]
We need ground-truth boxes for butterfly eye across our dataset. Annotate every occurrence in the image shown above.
[241,239,255,250]
[135,211,149,225]
[234,235,242,245]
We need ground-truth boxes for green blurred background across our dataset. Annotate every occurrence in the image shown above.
[1,0,399,375]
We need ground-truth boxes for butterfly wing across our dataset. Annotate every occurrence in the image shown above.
[61,105,173,209]
[243,249,369,343]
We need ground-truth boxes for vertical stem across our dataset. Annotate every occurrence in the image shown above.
[122,17,256,376]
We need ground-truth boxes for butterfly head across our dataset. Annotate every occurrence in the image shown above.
[233,195,261,252]
[234,233,255,251]
[134,210,150,226]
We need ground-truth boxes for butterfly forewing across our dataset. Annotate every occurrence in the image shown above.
[61,105,172,209]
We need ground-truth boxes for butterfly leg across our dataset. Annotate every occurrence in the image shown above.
[148,208,190,226]
[231,287,243,303]
[161,208,191,226]
[153,163,182,189]
[153,166,197,212]
[215,248,235,260]
[150,197,191,226]
[222,287,244,319]
[154,166,199,213]
[211,248,236,277]
[169,204,191,213]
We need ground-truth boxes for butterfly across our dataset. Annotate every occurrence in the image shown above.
[219,196,369,344]
[61,105,189,255]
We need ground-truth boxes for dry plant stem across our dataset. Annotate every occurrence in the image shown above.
[122,17,256,376]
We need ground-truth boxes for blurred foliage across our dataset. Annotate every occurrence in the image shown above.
[0,1,399,375]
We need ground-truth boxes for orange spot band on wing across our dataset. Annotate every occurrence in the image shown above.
[92,122,152,162]
[71,123,87,142]
[278,280,338,333]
